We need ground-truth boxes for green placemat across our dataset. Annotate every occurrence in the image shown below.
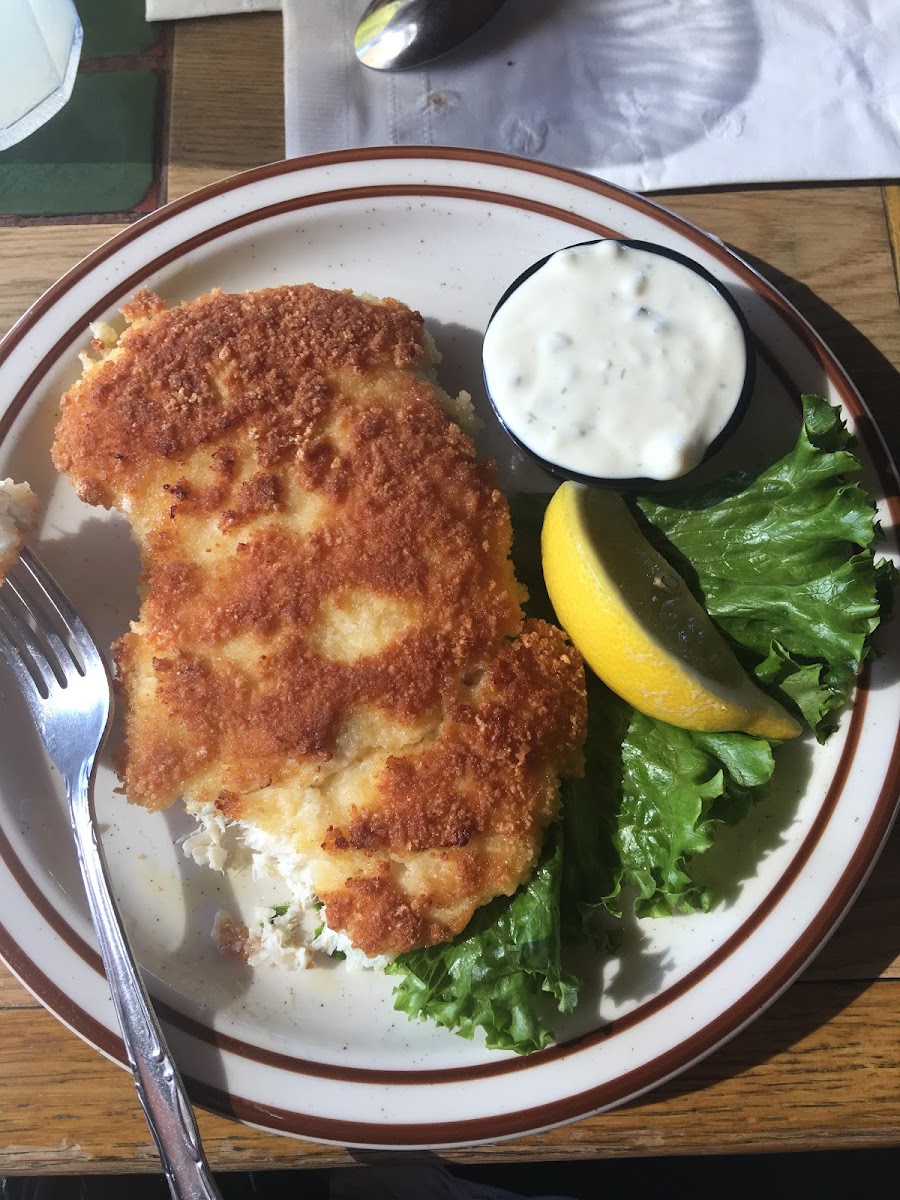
[80,0,163,59]
[0,70,159,216]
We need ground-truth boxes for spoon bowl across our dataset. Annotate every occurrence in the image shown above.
[354,0,507,71]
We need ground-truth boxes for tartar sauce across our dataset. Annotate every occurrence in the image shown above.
[482,240,750,482]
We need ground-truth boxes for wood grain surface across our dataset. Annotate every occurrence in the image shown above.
[167,14,285,201]
[0,225,126,335]
[0,10,898,1177]
[0,980,898,1174]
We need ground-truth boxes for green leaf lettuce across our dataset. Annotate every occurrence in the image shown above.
[637,395,894,739]
[387,825,578,1054]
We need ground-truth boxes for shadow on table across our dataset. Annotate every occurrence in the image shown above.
[639,250,900,1092]
[5,1149,900,1197]
[730,251,900,694]
[393,0,763,172]
[734,247,900,469]
[639,971,887,1113]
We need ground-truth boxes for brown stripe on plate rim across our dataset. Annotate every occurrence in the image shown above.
[0,144,893,467]
[0,180,885,1076]
[147,746,900,1147]
[100,660,882,1089]
[1,149,896,514]
[134,713,900,1145]
[0,151,897,1136]
[0,916,124,1064]
[0,656,879,1091]
[3,702,899,1155]
[0,186,618,442]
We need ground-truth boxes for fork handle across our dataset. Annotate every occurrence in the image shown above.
[69,758,223,1200]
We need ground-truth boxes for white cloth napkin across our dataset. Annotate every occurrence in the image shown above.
[150,0,900,191]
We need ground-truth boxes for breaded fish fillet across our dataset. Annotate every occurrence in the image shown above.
[52,285,586,959]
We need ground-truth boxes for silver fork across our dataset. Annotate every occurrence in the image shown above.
[0,548,222,1200]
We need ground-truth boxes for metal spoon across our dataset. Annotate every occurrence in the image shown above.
[354,0,507,71]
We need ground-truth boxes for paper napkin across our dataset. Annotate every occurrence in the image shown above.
[146,1,277,17]
[149,0,900,191]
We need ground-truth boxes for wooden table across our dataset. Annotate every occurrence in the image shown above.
[1,12,899,1177]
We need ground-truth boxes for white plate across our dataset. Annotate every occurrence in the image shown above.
[0,149,898,1148]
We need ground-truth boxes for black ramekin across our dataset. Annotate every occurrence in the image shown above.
[482,238,757,493]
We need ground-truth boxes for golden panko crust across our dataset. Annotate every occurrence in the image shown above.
[52,285,587,958]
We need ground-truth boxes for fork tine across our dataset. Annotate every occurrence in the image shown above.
[2,555,213,1195]
[5,568,71,683]
[18,548,105,676]
[7,552,85,680]
[0,604,47,706]
[0,588,58,700]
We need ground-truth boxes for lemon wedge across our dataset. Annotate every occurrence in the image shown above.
[541,483,802,739]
